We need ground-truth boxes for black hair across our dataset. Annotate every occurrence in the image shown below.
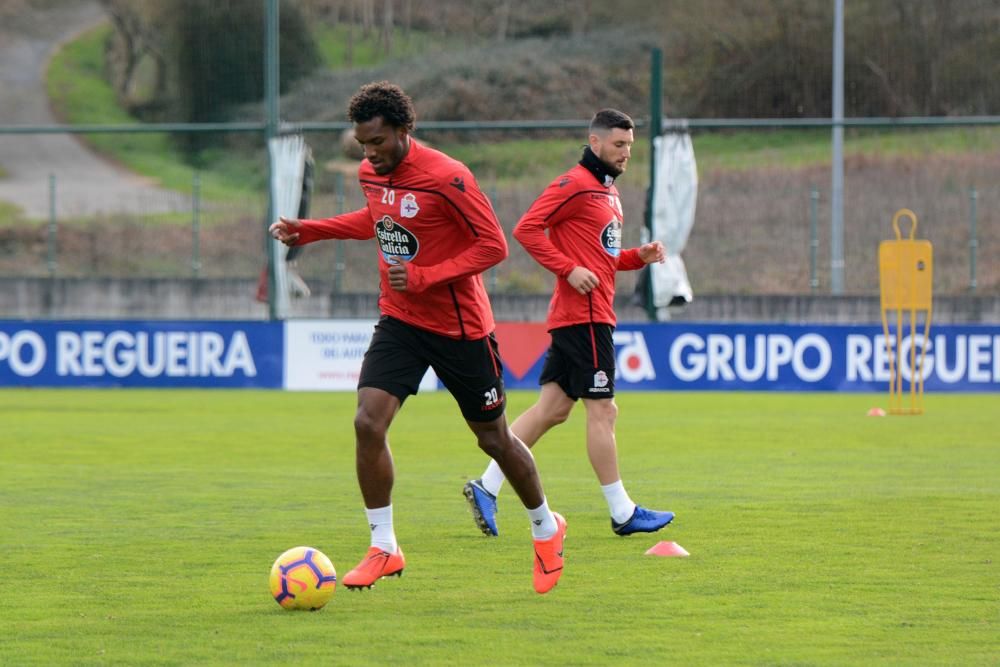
[347,81,416,131]
[589,108,635,134]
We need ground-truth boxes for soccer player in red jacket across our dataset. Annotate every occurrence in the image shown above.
[270,82,565,594]
[464,109,674,538]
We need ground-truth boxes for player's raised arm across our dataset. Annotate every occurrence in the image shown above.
[270,208,375,247]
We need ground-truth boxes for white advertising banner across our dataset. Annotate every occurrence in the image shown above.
[284,320,438,391]
[650,131,698,316]
[268,135,309,319]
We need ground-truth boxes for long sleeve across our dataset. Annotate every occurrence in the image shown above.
[513,183,577,278]
[616,247,645,271]
[294,207,374,245]
[407,174,508,293]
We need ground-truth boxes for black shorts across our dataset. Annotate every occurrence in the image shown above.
[539,323,615,400]
[358,316,506,422]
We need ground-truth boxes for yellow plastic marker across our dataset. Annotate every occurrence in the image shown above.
[878,209,933,415]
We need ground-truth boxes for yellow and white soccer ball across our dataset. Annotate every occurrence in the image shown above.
[269,546,337,611]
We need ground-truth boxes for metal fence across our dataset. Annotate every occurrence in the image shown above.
[1,0,998,309]
[2,125,995,298]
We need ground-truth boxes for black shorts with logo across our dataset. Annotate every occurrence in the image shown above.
[358,316,506,422]
[539,323,615,400]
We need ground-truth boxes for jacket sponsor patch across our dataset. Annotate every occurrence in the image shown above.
[376,215,419,261]
[601,219,622,257]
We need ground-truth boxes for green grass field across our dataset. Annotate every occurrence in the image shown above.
[2,389,997,665]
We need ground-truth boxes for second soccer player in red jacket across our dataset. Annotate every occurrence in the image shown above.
[464,108,675,538]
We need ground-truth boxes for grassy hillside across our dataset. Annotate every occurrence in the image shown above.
[29,17,1000,293]
[49,21,1000,189]
[46,24,264,202]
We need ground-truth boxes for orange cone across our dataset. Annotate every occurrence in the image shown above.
[645,541,689,557]
[867,407,887,417]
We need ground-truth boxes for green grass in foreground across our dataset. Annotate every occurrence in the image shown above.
[1,389,997,665]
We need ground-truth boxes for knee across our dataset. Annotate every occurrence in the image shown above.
[476,435,504,460]
[354,406,388,442]
[475,426,511,460]
[589,399,618,426]
[545,403,573,428]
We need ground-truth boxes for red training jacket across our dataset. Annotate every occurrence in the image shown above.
[514,163,644,330]
[293,139,506,340]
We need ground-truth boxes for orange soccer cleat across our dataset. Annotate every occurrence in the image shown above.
[342,546,406,590]
[532,513,566,594]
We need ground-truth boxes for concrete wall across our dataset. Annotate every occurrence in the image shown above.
[2,277,998,323]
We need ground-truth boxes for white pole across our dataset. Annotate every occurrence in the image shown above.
[831,0,845,294]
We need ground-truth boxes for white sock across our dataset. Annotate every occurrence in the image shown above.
[480,460,506,497]
[365,505,398,553]
[526,498,557,539]
[601,480,637,525]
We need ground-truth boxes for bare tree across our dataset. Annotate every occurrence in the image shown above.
[98,0,168,106]
[380,0,394,55]
[346,0,356,65]
[569,0,590,37]
[402,0,412,37]
[360,0,375,37]
[495,0,511,42]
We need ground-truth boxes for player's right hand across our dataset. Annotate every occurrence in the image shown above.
[567,266,599,295]
[386,256,409,291]
[269,216,302,246]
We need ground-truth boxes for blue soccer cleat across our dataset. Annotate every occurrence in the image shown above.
[611,505,675,536]
[463,478,499,536]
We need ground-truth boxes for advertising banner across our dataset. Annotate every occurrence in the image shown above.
[4,320,996,392]
[0,320,282,388]
[496,322,1000,392]
[284,319,437,392]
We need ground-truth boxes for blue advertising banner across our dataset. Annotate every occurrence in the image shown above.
[3,320,997,392]
[0,321,283,388]
[499,322,1000,392]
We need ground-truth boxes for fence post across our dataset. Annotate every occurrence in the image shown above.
[968,186,978,292]
[264,0,280,319]
[809,186,819,291]
[192,171,201,279]
[47,173,57,277]
[644,47,663,320]
[830,0,845,294]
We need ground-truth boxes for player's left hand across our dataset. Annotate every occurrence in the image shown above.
[638,241,667,264]
[387,257,409,291]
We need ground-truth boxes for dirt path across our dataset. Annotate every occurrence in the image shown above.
[0,1,188,219]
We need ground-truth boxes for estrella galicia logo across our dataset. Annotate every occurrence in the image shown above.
[376,215,419,262]
[600,219,622,257]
